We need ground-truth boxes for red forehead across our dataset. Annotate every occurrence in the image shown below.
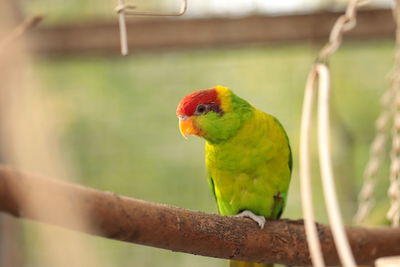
[176,88,220,116]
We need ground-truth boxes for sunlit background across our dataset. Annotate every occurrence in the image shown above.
[0,0,397,266]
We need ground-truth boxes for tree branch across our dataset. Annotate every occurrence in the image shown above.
[0,15,43,50]
[0,166,399,266]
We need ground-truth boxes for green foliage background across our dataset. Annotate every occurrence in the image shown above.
[22,40,394,266]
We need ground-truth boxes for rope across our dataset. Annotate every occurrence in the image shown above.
[300,0,367,266]
[317,0,363,63]
[354,87,393,223]
[316,64,357,267]
[388,91,400,226]
[300,68,325,267]
[355,0,400,227]
[387,0,400,227]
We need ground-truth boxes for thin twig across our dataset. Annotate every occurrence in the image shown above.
[0,15,43,51]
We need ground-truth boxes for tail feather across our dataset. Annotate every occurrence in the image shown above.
[230,260,273,267]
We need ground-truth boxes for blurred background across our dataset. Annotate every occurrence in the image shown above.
[0,0,397,266]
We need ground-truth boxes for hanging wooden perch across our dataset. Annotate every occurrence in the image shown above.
[0,166,399,266]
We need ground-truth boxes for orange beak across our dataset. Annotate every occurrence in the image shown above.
[178,116,199,139]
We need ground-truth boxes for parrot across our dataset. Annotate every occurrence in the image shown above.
[176,85,292,267]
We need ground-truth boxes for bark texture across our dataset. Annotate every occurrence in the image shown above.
[0,166,399,266]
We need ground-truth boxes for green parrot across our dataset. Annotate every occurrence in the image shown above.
[176,85,292,267]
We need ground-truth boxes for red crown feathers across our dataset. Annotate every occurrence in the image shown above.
[176,88,221,117]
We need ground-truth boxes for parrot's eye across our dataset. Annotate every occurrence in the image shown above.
[195,104,207,115]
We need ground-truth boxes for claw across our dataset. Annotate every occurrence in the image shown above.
[235,210,266,229]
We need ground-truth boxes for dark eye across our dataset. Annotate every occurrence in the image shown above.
[195,104,207,115]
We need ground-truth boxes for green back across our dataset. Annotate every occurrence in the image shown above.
[195,92,292,219]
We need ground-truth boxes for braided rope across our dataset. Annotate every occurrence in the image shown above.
[300,1,368,266]
[354,87,394,223]
[386,0,400,227]
[355,0,400,227]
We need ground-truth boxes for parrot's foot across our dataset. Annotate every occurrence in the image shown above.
[235,210,266,229]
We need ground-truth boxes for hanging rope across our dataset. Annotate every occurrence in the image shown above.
[355,0,400,227]
[354,86,393,223]
[388,91,400,226]
[387,0,400,227]
[301,68,325,267]
[300,1,367,266]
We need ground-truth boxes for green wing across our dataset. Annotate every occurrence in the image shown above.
[207,174,217,201]
[272,116,293,173]
[208,174,224,214]
[271,192,287,219]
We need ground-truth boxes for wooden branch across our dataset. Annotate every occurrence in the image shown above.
[28,9,395,55]
[0,15,43,50]
[0,166,399,265]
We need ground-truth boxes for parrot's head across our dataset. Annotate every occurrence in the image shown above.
[176,85,253,144]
